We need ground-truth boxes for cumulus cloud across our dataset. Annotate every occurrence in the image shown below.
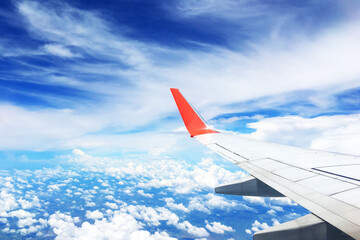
[104,202,118,209]
[18,197,40,209]
[0,190,19,213]
[243,196,296,209]
[137,190,153,198]
[114,204,209,238]
[48,211,175,240]
[188,193,248,214]
[115,204,209,237]
[17,217,37,228]
[8,209,35,219]
[164,198,190,213]
[70,151,246,195]
[266,209,276,216]
[173,219,209,238]
[0,161,304,239]
[269,198,297,206]
[251,220,269,232]
[122,205,169,227]
[205,221,234,234]
[242,196,268,207]
[86,210,104,220]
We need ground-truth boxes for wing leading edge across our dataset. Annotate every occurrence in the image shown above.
[170,89,360,240]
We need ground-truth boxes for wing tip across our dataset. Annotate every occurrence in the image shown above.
[170,88,218,137]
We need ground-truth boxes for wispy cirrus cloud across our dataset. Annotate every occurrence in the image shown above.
[42,44,79,58]
[173,0,267,19]
[0,0,359,153]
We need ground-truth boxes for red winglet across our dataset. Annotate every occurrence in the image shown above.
[170,88,218,137]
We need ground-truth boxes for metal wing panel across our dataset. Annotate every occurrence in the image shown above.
[333,188,360,208]
[195,133,360,239]
[273,167,317,182]
[239,161,360,239]
[296,175,357,195]
[196,133,360,169]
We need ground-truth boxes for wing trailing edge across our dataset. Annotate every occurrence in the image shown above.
[254,213,351,240]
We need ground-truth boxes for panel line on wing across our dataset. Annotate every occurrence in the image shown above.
[312,168,360,183]
[328,186,359,197]
[250,157,360,187]
[213,143,250,160]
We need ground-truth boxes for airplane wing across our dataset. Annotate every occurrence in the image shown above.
[170,88,360,240]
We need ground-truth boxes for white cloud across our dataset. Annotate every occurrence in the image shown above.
[8,209,35,219]
[271,206,284,212]
[120,204,209,238]
[18,1,147,66]
[269,198,297,206]
[69,151,246,195]
[249,218,281,233]
[174,220,209,238]
[164,198,190,213]
[122,205,172,227]
[243,196,268,207]
[0,190,19,213]
[86,202,96,207]
[43,44,77,58]
[105,195,114,201]
[205,221,234,234]
[272,218,280,226]
[86,210,104,220]
[174,0,267,19]
[266,209,276,216]
[188,193,248,214]
[248,114,360,155]
[72,149,86,156]
[243,196,296,209]
[48,211,176,240]
[48,183,66,191]
[251,220,269,232]
[137,190,153,198]
[0,104,106,151]
[214,115,264,124]
[18,196,40,209]
[18,217,37,228]
[104,202,118,209]
[0,218,8,224]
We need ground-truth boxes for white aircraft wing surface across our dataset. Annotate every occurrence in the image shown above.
[170,88,360,240]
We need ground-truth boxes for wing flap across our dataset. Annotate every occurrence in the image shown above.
[253,213,350,240]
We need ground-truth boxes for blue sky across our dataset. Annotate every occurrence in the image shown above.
[1,0,360,239]
[0,0,360,155]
